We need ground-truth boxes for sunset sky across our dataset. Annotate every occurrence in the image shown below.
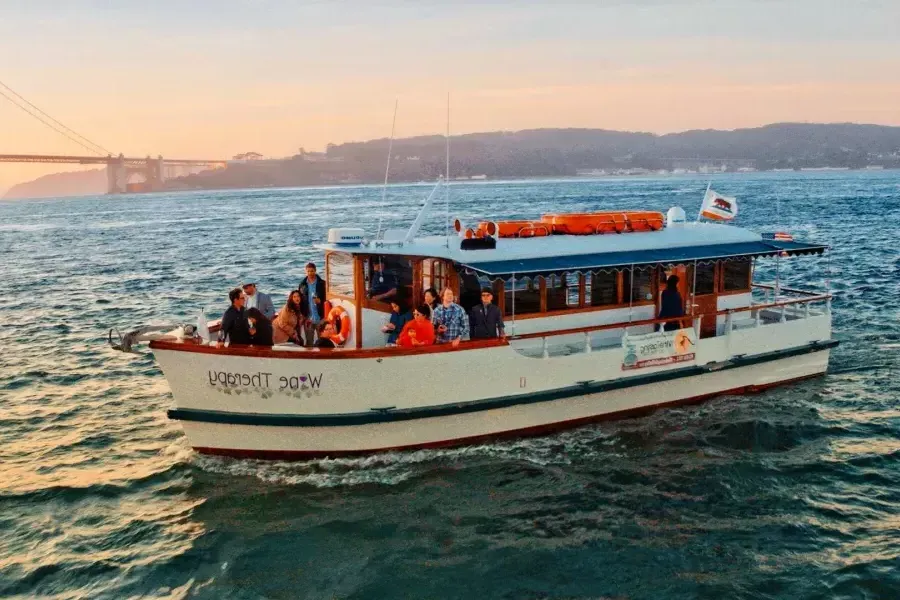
[2,0,900,191]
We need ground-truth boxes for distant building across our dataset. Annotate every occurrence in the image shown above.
[232,152,264,161]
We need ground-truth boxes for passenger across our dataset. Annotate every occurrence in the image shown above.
[272,290,304,345]
[396,304,436,348]
[469,287,505,340]
[247,307,274,346]
[217,288,251,347]
[432,288,469,347]
[382,296,412,346]
[314,321,336,348]
[368,260,398,302]
[298,262,326,347]
[657,274,685,332]
[242,282,276,320]
[423,287,440,316]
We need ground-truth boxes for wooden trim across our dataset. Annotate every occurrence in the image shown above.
[447,261,459,298]
[539,275,547,313]
[353,254,365,349]
[150,337,507,359]
[719,258,752,294]
[494,279,505,315]
[578,273,586,307]
[413,258,423,302]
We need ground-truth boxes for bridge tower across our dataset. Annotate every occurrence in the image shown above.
[106,154,127,194]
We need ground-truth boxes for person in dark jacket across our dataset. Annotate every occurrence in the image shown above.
[217,288,251,347]
[469,287,505,340]
[299,262,327,347]
[382,297,413,345]
[247,307,274,346]
[657,274,685,331]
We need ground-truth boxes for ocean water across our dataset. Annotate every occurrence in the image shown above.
[1,173,898,599]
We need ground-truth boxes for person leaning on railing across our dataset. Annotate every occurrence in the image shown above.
[469,287,505,340]
[397,304,436,348]
[432,288,469,347]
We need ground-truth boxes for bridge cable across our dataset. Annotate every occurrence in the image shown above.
[0,79,111,155]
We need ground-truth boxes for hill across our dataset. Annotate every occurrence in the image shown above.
[3,168,106,199]
[171,123,900,191]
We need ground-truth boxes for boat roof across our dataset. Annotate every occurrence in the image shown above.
[315,222,827,277]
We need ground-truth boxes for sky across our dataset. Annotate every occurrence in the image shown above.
[2,0,900,191]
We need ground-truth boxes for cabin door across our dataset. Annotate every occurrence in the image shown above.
[690,262,718,339]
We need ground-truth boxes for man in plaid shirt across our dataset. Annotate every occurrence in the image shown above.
[432,288,469,347]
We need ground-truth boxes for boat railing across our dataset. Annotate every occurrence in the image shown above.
[152,290,830,360]
[510,290,832,358]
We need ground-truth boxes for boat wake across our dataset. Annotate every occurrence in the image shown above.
[188,426,620,488]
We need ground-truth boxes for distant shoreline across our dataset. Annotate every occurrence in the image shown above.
[3,167,898,202]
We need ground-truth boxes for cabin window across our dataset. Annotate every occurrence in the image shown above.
[326,252,355,297]
[628,268,654,303]
[363,255,414,303]
[504,276,542,316]
[721,260,751,292]
[587,271,618,306]
[423,259,451,293]
[545,273,576,311]
[694,263,716,295]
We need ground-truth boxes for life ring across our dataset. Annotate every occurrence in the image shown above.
[324,304,351,346]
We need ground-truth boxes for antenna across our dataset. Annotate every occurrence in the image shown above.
[376,98,399,240]
[445,92,451,247]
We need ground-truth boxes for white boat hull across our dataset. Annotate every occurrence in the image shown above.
[154,313,834,459]
[178,349,829,458]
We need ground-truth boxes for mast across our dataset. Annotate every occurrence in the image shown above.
[445,92,450,247]
[376,99,399,241]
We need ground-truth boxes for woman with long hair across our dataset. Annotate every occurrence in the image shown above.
[247,307,274,346]
[272,290,304,344]
[423,287,439,316]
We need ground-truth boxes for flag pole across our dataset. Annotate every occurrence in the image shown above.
[697,180,711,221]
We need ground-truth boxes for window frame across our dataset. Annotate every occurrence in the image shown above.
[494,267,658,320]
[719,258,753,295]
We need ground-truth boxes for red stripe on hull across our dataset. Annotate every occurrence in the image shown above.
[192,372,823,461]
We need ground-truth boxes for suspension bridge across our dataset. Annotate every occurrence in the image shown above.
[1,80,228,194]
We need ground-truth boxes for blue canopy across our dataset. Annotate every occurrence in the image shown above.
[463,240,827,276]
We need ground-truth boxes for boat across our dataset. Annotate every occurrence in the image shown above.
[111,181,835,459]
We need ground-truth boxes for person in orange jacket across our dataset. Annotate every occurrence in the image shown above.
[396,304,436,348]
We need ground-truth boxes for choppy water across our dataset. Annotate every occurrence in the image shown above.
[1,173,898,599]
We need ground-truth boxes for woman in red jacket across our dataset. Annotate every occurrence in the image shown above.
[396,304,436,348]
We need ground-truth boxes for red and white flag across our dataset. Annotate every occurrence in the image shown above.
[700,188,738,220]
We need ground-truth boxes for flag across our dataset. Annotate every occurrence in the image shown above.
[700,188,738,221]
[196,308,210,343]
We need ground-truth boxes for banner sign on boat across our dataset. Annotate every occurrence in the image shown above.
[622,328,697,370]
